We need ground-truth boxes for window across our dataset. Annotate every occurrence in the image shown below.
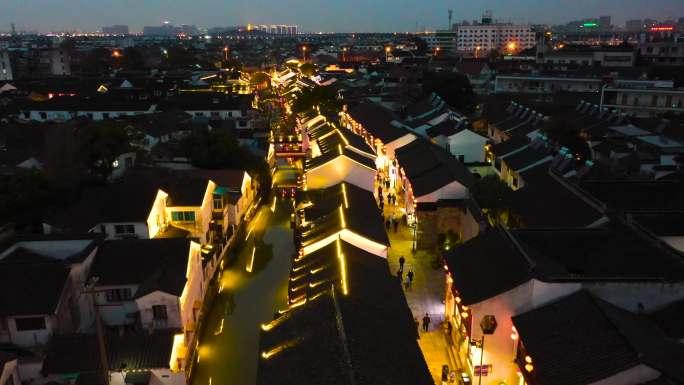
[114,224,136,234]
[172,211,195,222]
[106,288,132,302]
[103,113,110,119]
[152,305,168,320]
[213,195,223,210]
[15,317,46,331]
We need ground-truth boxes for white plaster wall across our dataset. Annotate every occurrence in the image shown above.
[588,364,660,385]
[386,134,417,160]
[448,130,488,163]
[416,181,468,202]
[7,315,54,348]
[136,291,183,330]
[585,281,684,312]
[101,222,149,240]
[661,236,684,253]
[93,284,139,326]
[305,157,375,192]
[149,369,186,385]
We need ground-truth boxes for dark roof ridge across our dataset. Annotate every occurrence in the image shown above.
[501,226,536,273]
[549,170,607,214]
[331,285,357,385]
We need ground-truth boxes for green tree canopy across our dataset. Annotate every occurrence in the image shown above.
[298,63,316,77]
[422,71,476,112]
[291,85,340,114]
[470,174,514,225]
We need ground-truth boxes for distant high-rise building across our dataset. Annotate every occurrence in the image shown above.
[247,24,297,35]
[455,11,534,54]
[143,22,180,36]
[599,16,611,28]
[626,19,643,31]
[102,25,129,35]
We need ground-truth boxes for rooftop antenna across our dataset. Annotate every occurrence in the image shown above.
[448,9,453,30]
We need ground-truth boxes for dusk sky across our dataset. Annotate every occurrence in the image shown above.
[2,0,684,33]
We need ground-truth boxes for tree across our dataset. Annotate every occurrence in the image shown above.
[298,62,316,77]
[412,36,428,56]
[543,119,591,161]
[0,170,54,226]
[470,175,514,225]
[291,85,340,114]
[81,48,113,74]
[121,47,145,70]
[77,121,130,180]
[250,72,271,88]
[422,71,476,112]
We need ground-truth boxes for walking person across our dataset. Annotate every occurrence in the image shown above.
[385,219,391,231]
[407,270,414,288]
[397,268,403,281]
[398,256,405,272]
[422,313,431,332]
[393,218,398,233]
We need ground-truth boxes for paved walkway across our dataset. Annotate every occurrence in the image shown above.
[382,208,460,385]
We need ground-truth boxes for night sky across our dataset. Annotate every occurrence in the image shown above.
[2,0,684,33]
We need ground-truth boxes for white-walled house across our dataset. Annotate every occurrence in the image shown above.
[89,238,204,373]
[443,226,684,385]
[426,121,488,163]
[0,234,103,347]
[17,98,157,122]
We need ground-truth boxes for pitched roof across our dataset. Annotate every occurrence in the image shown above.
[347,101,410,143]
[513,291,644,385]
[490,136,530,157]
[579,180,684,212]
[511,172,604,228]
[90,238,191,297]
[445,224,684,305]
[501,146,551,172]
[43,331,176,375]
[0,261,70,316]
[395,139,475,197]
[444,228,531,305]
[257,240,431,385]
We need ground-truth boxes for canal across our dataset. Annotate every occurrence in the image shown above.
[191,202,294,385]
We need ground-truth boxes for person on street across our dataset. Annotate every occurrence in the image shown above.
[385,219,391,230]
[422,313,431,332]
[397,268,403,281]
[398,256,405,272]
[393,218,398,233]
[407,270,414,288]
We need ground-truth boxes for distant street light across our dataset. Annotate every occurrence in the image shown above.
[385,46,391,61]
[223,46,229,61]
[301,46,307,62]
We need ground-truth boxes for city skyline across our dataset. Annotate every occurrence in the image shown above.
[1,0,684,33]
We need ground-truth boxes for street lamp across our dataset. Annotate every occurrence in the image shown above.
[477,315,498,385]
[342,47,347,62]
[475,46,481,58]
[385,46,391,61]
[301,46,307,62]
[507,42,517,54]
[223,46,229,61]
[435,46,441,56]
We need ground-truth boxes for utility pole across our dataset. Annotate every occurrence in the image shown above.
[83,277,109,385]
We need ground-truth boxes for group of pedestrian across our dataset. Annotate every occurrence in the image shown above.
[384,215,399,233]
[397,256,414,289]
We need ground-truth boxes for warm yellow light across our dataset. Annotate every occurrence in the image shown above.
[341,183,349,208]
[336,239,349,295]
[461,312,469,318]
[455,296,461,304]
[261,339,300,360]
[525,355,533,363]
[511,333,518,340]
[385,46,391,53]
[508,42,517,50]
[302,46,307,51]
[339,206,346,229]
[525,364,534,372]
[246,246,256,272]
[310,266,326,274]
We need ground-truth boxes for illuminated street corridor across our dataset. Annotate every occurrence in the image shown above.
[191,202,294,385]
